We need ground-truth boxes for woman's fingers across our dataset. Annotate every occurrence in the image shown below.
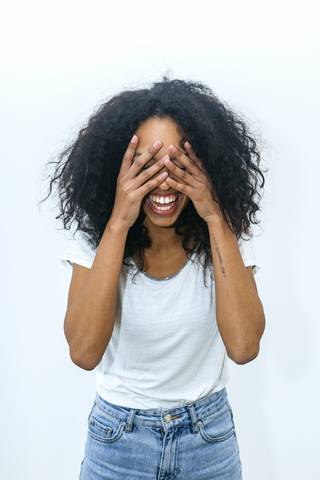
[131,157,167,188]
[167,144,212,189]
[168,144,200,175]
[119,135,139,175]
[184,141,203,169]
[165,175,191,195]
[139,171,169,196]
[127,140,163,179]
[163,159,194,188]
[119,137,164,178]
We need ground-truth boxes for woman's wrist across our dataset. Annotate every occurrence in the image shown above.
[206,211,229,231]
[106,216,130,236]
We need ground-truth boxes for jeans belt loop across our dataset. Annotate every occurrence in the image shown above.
[188,403,199,434]
[125,409,137,433]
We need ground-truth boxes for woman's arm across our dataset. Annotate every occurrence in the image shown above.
[165,143,265,364]
[64,222,129,371]
[64,136,169,370]
[207,220,265,364]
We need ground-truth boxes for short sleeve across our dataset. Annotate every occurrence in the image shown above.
[237,235,260,275]
[60,231,97,269]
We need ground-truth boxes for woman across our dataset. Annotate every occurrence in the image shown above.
[48,78,265,479]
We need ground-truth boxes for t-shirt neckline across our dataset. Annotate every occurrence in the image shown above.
[130,256,191,282]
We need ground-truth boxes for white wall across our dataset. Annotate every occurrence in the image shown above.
[1,1,319,478]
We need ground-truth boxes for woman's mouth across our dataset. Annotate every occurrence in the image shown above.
[147,194,180,215]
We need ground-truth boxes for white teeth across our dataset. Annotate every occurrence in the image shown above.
[149,194,178,204]
[148,196,179,211]
[148,194,179,212]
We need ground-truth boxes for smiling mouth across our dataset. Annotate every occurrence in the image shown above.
[147,194,180,213]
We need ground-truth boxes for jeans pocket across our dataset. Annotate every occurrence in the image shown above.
[198,404,235,443]
[88,404,126,443]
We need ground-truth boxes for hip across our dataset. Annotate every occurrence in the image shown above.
[80,388,242,480]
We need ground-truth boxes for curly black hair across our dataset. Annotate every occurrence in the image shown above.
[45,78,265,270]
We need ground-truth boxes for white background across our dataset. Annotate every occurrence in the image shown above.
[1,0,319,478]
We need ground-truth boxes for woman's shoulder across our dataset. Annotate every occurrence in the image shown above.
[60,230,97,269]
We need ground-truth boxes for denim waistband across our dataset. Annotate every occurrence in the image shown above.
[95,388,228,434]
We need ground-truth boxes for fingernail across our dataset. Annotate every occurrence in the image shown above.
[170,145,177,152]
[161,172,168,179]
[131,135,137,143]
[185,141,191,149]
[153,140,161,148]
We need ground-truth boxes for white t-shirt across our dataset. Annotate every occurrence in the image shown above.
[61,232,259,409]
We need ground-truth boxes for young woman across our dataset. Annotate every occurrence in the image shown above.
[48,78,265,479]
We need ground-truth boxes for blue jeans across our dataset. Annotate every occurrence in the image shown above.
[80,388,242,479]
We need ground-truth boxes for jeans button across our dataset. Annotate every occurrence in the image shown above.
[164,414,172,423]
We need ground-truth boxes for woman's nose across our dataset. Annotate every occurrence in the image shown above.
[158,177,171,190]
[157,167,172,190]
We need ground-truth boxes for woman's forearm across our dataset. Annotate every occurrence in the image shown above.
[208,220,265,365]
[64,220,129,370]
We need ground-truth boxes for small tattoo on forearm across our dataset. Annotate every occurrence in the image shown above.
[212,235,227,278]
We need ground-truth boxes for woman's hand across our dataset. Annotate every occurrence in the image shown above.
[164,142,224,225]
[109,135,169,230]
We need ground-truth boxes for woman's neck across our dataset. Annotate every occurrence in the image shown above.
[144,220,182,253]
[137,220,190,279]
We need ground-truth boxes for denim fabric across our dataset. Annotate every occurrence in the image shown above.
[79,389,242,480]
